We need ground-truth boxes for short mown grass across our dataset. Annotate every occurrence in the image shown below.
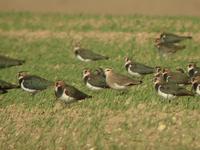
[0,12,200,149]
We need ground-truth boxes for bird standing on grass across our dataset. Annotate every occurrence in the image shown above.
[124,57,155,77]
[18,71,53,95]
[104,68,142,90]
[155,41,186,56]
[73,42,109,61]
[82,69,109,90]
[0,80,19,94]
[0,55,25,69]
[153,77,194,99]
[55,80,92,104]
[158,32,192,44]
[162,68,191,85]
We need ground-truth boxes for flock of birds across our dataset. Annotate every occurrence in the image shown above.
[0,32,200,104]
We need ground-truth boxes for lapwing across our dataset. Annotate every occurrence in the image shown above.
[18,71,53,95]
[0,55,25,69]
[104,68,142,90]
[158,32,192,44]
[0,80,19,94]
[162,68,190,85]
[155,41,186,56]
[191,77,200,96]
[55,80,92,104]
[73,42,109,61]
[154,77,194,99]
[83,69,109,90]
[187,63,200,78]
[124,57,155,77]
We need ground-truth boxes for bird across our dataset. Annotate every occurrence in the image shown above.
[162,68,190,85]
[73,42,109,61]
[155,41,186,56]
[82,69,109,90]
[0,55,25,69]
[18,71,53,95]
[104,68,142,90]
[124,57,155,77]
[187,62,200,78]
[158,32,192,44]
[55,80,92,104]
[154,77,194,99]
[0,80,20,94]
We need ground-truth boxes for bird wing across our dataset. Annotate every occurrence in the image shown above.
[167,73,189,84]
[78,49,109,60]
[131,63,154,74]
[23,75,53,90]
[160,84,193,96]
[89,75,109,88]
[65,84,91,100]
[112,73,141,86]
[160,32,192,44]
[158,43,185,53]
[0,80,19,89]
[0,55,25,68]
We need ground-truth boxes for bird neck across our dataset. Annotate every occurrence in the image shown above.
[18,78,23,85]
[125,64,130,71]
[192,83,198,91]
[188,68,194,77]
[83,76,89,84]
[154,83,160,91]
[55,86,64,98]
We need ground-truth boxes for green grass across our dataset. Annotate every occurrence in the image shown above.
[0,12,200,149]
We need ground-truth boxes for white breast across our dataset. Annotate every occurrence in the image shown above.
[128,67,141,77]
[21,80,37,93]
[59,89,75,103]
[196,85,200,95]
[86,82,102,90]
[158,86,176,99]
[77,55,91,62]
[111,83,126,90]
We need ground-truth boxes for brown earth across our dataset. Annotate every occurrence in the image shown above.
[0,0,200,16]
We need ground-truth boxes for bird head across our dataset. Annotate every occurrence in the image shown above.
[82,69,91,79]
[188,62,196,71]
[124,57,132,68]
[73,41,81,52]
[104,68,112,76]
[55,80,65,89]
[153,77,163,85]
[155,66,162,74]
[17,71,28,80]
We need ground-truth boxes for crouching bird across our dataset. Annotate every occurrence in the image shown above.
[158,32,192,44]
[0,55,25,69]
[73,42,109,61]
[0,80,20,94]
[55,80,92,104]
[124,57,155,77]
[82,69,109,90]
[104,68,142,90]
[153,77,194,99]
[18,71,53,95]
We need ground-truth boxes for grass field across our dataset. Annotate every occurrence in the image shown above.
[0,12,200,149]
